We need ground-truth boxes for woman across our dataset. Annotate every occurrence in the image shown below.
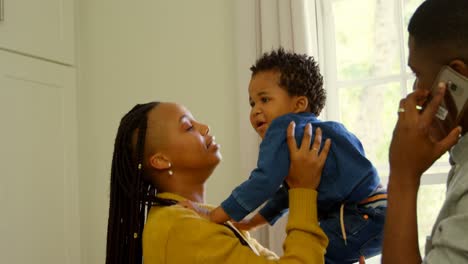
[105,101,331,264]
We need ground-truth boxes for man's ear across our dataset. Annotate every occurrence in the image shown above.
[148,153,171,170]
[449,59,468,77]
[294,96,309,113]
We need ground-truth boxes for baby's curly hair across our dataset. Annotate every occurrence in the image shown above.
[250,48,326,116]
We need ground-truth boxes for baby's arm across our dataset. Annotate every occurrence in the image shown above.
[211,184,289,225]
[209,206,231,223]
[234,212,268,230]
[258,185,289,225]
[212,118,293,223]
[211,117,313,225]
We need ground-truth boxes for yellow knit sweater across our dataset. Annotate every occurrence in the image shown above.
[142,188,328,263]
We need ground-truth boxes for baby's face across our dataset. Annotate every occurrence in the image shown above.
[248,70,298,138]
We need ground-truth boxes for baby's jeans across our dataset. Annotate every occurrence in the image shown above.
[320,203,386,264]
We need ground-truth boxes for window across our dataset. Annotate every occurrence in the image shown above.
[315,0,448,260]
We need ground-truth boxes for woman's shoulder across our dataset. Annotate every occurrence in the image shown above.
[143,205,206,250]
[143,205,212,262]
[143,204,237,250]
[146,204,202,231]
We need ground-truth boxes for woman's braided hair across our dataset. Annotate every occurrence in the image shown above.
[105,102,177,264]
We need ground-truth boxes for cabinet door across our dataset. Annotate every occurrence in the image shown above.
[0,0,75,64]
[0,50,80,264]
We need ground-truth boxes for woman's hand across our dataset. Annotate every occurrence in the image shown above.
[389,83,461,188]
[285,122,331,190]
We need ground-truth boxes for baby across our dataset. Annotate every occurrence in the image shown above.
[210,48,387,264]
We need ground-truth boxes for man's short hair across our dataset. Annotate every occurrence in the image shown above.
[408,0,468,55]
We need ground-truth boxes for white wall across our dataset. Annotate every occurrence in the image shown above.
[77,1,241,262]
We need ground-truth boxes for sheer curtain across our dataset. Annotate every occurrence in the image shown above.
[234,0,319,254]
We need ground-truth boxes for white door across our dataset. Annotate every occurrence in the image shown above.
[0,0,75,64]
[0,50,80,263]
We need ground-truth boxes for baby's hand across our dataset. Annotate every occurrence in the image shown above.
[208,206,231,223]
[232,213,268,231]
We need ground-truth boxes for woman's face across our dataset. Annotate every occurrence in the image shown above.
[147,103,222,175]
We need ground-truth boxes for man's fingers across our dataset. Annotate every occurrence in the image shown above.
[421,82,446,124]
[412,87,430,100]
[435,126,461,157]
[400,89,430,120]
[397,99,406,119]
[286,121,297,153]
[406,88,430,109]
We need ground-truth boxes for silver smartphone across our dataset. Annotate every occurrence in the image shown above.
[428,66,468,140]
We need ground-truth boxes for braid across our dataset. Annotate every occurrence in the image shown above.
[105,102,177,264]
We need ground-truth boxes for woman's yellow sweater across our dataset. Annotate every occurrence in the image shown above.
[142,188,328,263]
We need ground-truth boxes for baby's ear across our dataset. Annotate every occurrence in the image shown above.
[294,96,309,112]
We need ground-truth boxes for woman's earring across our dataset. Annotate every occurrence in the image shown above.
[168,162,173,176]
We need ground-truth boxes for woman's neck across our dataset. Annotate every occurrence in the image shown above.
[172,183,206,203]
[154,165,216,203]
[162,169,210,203]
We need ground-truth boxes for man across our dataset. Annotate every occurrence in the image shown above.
[383,0,468,263]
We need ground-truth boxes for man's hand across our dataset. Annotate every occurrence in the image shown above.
[383,83,461,264]
[389,83,461,188]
